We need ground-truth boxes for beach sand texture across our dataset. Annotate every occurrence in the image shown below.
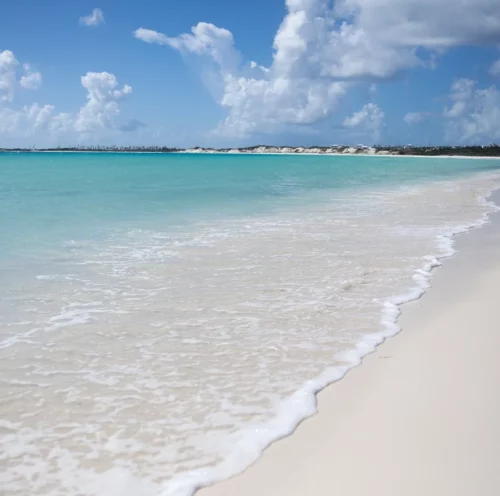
[200,197,500,496]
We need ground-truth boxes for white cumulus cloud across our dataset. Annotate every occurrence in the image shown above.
[135,20,349,136]
[79,8,105,27]
[444,79,476,118]
[249,61,270,73]
[24,103,54,128]
[19,64,42,90]
[343,103,384,141]
[49,112,73,134]
[74,72,132,133]
[445,78,500,143]
[217,74,347,136]
[0,50,19,103]
[135,23,240,71]
[404,112,431,125]
[0,103,54,134]
[135,0,500,138]
[134,28,170,45]
[0,62,134,144]
[490,59,500,77]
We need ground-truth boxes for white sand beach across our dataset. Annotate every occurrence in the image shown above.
[200,196,500,496]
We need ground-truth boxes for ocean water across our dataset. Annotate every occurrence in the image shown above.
[1,152,499,496]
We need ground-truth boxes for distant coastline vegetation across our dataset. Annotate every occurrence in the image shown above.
[1,144,500,157]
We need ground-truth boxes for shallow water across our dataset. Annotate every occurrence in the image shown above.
[1,153,499,496]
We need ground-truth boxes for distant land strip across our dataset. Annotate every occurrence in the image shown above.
[2,145,500,157]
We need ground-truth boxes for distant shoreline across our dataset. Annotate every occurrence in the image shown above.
[2,145,500,158]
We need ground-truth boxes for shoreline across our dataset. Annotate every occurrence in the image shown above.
[14,152,500,160]
[192,192,500,496]
[3,149,500,160]
[4,151,500,161]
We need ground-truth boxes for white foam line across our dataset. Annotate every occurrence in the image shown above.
[177,151,500,160]
[25,150,500,160]
[158,189,500,496]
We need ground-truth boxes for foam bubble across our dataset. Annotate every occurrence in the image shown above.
[36,275,57,281]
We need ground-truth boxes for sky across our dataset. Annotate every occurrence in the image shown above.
[1,0,500,148]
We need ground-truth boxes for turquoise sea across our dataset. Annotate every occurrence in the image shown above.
[1,152,499,496]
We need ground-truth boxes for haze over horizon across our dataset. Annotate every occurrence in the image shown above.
[2,0,500,148]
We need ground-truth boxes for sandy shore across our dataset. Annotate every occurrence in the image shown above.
[179,151,500,160]
[199,194,500,496]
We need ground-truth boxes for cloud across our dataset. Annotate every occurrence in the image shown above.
[135,0,500,139]
[134,28,170,45]
[343,103,384,141]
[0,49,141,146]
[445,78,500,143]
[19,73,42,90]
[74,72,132,133]
[0,63,134,143]
[49,112,73,134]
[0,103,54,134]
[24,103,54,128]
[490,59,500,77]
[249,61,270,73]
[135,23,240,71]
[79,8,105,27]
[333,0,500,48]
[135,20,349,137]
[444,79,476,118]
[404,111,431,125]
[0,51,51,138]
[19,64,42,90]
[272,0,421,81]
[0,50,19,103]
[217,75,348,136]
[1,52,42,101]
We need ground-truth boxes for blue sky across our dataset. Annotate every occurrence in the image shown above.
[1,0,500,148]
